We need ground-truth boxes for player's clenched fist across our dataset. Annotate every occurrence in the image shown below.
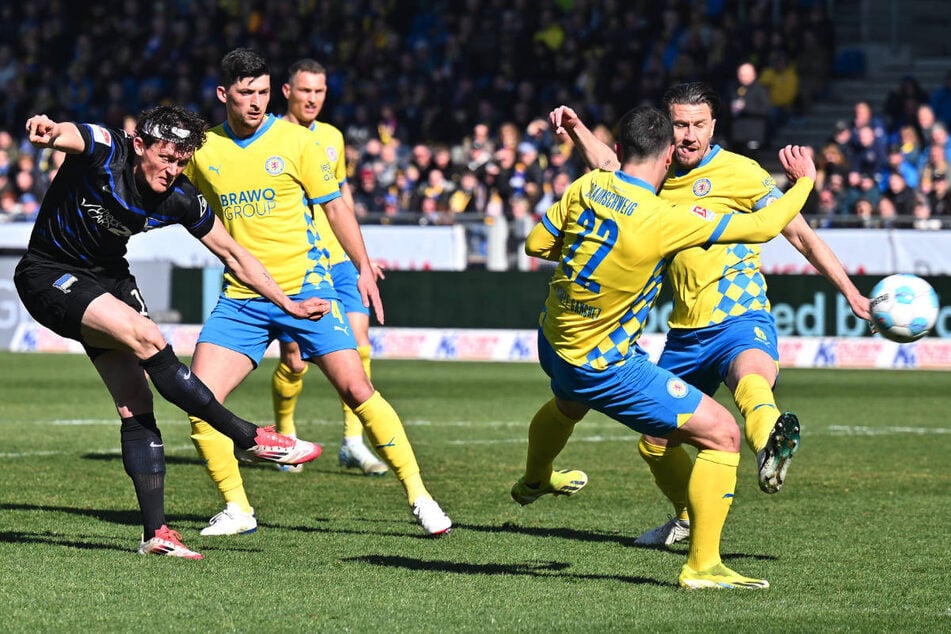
[25,115,56,143]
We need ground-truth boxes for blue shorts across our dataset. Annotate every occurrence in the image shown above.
[658,311,779,396]
[537,330,702,436]
[275,260,367,344]
[199,295,356,367]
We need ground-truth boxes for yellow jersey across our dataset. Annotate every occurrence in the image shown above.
[533,168,811,370]
[661,145,784,328]
[184,115,341,299]
[305,120,349,265]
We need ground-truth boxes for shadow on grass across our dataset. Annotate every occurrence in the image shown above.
[82,453,206,467]
[457,521,776,561]
[342,554,668,586]
[0,502,205,527]
[0,530,128,553]
[82,453,371,475]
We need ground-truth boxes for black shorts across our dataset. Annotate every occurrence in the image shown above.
[14,253,150,355]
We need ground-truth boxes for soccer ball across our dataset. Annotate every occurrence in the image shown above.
[869,274,939,343]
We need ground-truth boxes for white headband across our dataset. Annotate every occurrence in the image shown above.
[141,121,192,142]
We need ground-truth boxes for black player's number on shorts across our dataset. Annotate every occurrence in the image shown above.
[130,288,149,316]
[563,208,618,293]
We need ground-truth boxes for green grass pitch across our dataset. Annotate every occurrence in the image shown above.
[0,351,949,632]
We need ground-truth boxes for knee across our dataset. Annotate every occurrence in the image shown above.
[339,376,375,408]
[131,318,169,359]
[279,344,307,373]
[707,411,741,452]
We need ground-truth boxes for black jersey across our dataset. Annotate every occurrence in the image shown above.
[26,123,214,274]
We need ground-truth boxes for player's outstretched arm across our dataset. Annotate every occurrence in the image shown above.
[322,196,385,325]
[709,145,816,245]
[199,217,330,320]
[549,106,620,171]
[781,216,871,320]
[25,115,85,154]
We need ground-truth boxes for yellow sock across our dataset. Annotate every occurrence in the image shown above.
[686,449,739,572]
[637,437,691,521]
[734,374,779,452]
[272,362,308,436]
[355,391,427,504]
[189,417,252,513]
[342,345,372,439]
[524,398,580,486]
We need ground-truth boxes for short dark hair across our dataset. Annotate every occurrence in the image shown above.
[287,58,326,82]
[615,106,674,164]
[662,82,720,118]
[136,105,207,153]
[220,48,269,88]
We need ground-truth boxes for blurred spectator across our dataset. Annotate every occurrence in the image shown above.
[924,121,951,163]
[883,75,929,135]
[413,168,454,215]
[447,170,487,215]
[534,170,572,215]
[352,166,388,218]
[850,125,887,179]
[814,187,840,226]
[919,143,950,194]
[882,171,916,217]
[916,103,937,142]
[509,141,545,206]
[758,50,799,130]
[815,141,849,191]
[850,101,888,152]
[875,197,898,228]
[0,187,18,222]
[455,122,495,173]
[824,172,851,216]
[829,119,855,165]
[854,198,875,227]
[926,171,951,216]
[15,191,39,221]
[524,117,554,159]
[913,193,941,230]
[929,70,951,128]
[373,140,401,190]
[496,122,522,153]
[545,140,582,181]
[393,165,420,214]
[881,144,919,191]
[408,143,434,182]
[381,193,400,217]
[849,171,882,213]
[727,61,769,154]
[432,143,462,185]
[896,124,923,167]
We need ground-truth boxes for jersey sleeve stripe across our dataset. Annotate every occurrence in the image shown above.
[706,215,731,246]
[541,214,560,236]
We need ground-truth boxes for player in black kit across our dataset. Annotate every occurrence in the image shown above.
[14,106,328,558]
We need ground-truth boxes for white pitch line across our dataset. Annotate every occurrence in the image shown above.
[826,425,951,435]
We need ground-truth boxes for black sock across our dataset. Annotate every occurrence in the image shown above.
[140,345,257,448]
[120,414,166,540]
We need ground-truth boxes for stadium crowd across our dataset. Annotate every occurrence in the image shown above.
[812,72,951,229]
[6,0,941,243]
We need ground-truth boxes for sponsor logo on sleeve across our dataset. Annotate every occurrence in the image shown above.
[90,125,112,147]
